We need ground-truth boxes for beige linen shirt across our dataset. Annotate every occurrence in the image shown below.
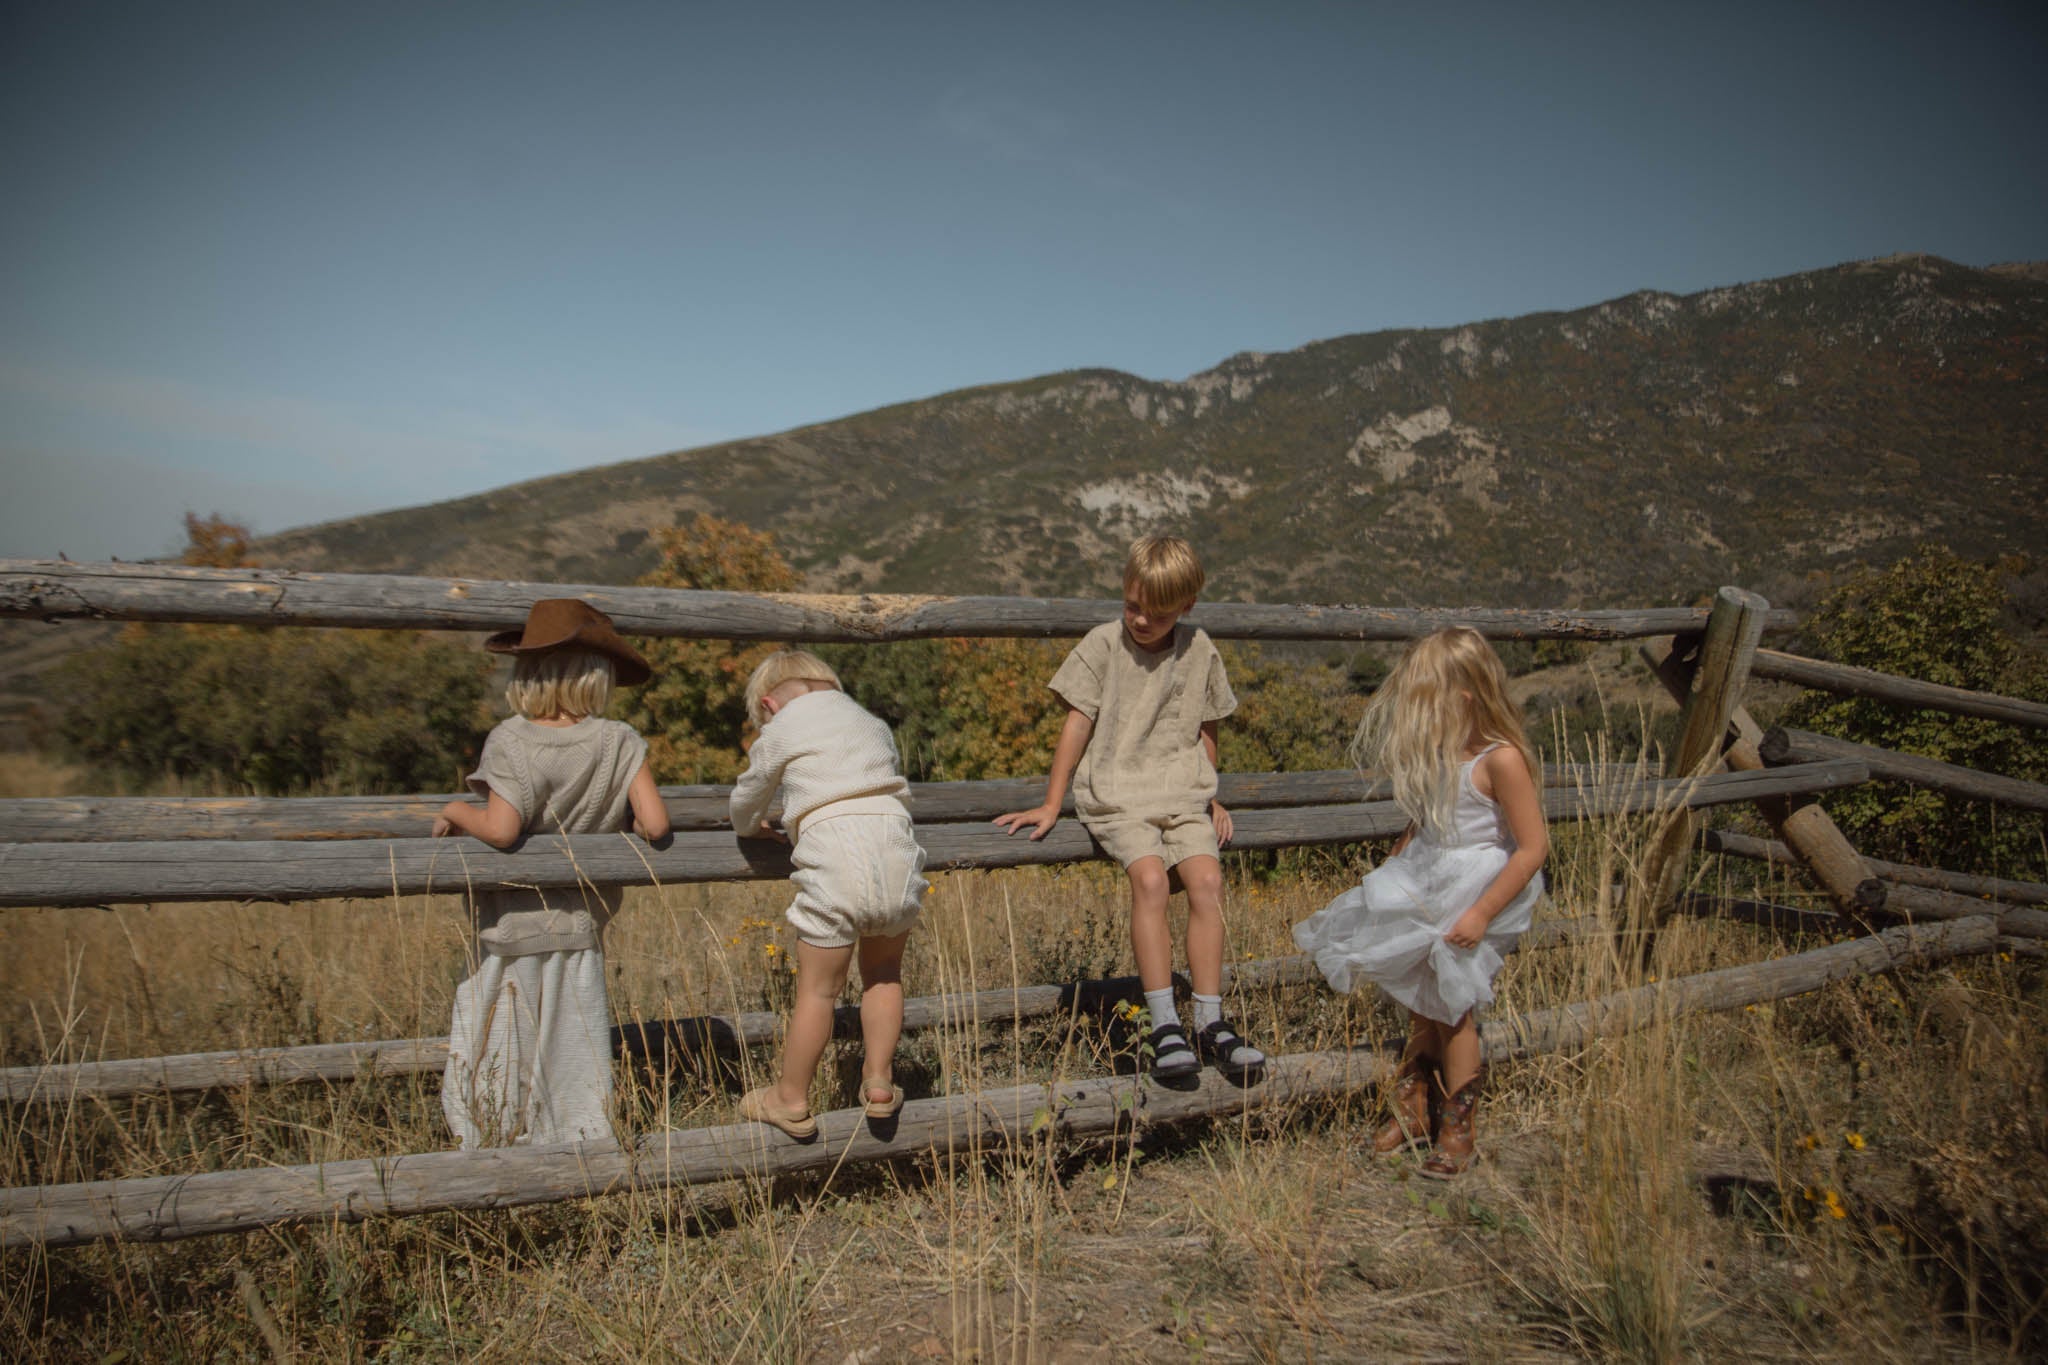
[462,715,650,957]
[1049,620,1236,823]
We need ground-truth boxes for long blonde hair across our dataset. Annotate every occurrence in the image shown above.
[1350,627,1538,836]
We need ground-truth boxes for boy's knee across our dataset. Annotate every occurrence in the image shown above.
[1126,858,1170,903]
[1177,856,1223,900]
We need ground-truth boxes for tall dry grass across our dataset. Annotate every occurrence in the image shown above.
[1,726,2043,1359]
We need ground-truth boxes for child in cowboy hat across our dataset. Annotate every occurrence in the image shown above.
[433,598,670,1149]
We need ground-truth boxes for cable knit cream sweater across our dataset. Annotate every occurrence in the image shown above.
[729,688,910,838]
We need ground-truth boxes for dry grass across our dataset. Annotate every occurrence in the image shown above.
[2,745,2044,1360]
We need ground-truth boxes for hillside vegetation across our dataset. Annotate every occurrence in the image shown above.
[255,254,2048,607]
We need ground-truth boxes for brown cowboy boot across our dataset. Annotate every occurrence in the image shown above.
[1420,1069,1481,1178]
[1370,1053,1436,1154]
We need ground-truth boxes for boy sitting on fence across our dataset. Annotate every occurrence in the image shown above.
[433,599,671,1150]
[729,649,929,1137]
[996,535,1266,1077]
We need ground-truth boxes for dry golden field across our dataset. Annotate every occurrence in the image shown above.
[1,743,2044,1362]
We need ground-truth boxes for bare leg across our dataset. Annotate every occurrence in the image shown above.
[773,940,853,1112]
[856,930,911,1100]
[1127,856,1174,991]
[1440,1011,1481,1095]
[1177,854,1226,997]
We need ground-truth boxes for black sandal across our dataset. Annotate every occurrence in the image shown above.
[1194,1019,1266,1075]
[1146,1023,1199,1076]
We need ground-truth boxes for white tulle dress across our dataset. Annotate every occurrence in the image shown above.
[1294,746,1543,1025]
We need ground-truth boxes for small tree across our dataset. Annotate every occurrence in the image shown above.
[1785,545,2046,877]
[179,511,257,568]
[56,515,492,794]
[616,515,801,783]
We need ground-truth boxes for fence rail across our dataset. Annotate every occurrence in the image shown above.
[0,764,1644,844]
[0,763,1869,909]
[1759,727,2048,812]
[1749,648,2048,730]
[0,559,1800,642]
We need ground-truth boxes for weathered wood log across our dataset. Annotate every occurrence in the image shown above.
[1481,917,1995,1064]
[1646,588,1769,916]
[1645,645,1886,915]
[0,764,1645,844]
[1871,882,2048,941]
[0,763,1870,909]
[2,927,1597,1107]
[0,916,1990,1250]
[1760,728,2048,813]
[0,560,1800,643]
[1750,649,2048,731]
[1698,827,2048,907]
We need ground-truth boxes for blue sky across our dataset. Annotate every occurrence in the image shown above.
[3,0,2044,561]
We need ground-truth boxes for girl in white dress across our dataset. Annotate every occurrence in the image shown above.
[432,599,670,1149]
[1293,627,1546,1176]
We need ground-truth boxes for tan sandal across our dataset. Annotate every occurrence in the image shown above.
[739,1086,818,1140]
[861,1079,904,1119]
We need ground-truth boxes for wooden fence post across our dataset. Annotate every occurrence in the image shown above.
[1643,587,1769,919]
[1644,649,1886,917]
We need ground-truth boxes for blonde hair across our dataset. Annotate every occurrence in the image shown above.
[744,649,841,728]
[1350,627,1538,836]
[1124,535,1205,613]
[505,648,615,721]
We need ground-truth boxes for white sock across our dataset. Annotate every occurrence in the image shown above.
[1143,987,1180,1030]
[1191,993,1265,1066]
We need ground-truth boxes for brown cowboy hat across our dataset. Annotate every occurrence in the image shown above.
[484,599,652,686]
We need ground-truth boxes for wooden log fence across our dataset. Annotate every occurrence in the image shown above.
[1643,644,1886,915]
[1759,727,2048,813]
[0,762,1870,909]
[8,570,2040,1253]
[0,923,1597,1107]
[1749,648,2048,730]
[0,764,1646,845]
[1646,586,1769,914]
[0,559,1801,643]
[0,916,1995,1250]
[1698,828,2048,907]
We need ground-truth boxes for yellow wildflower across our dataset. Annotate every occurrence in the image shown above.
[1823,1190,1847,1219]
[1797,1133,1820,1151]
[1844,1132,1866,1151]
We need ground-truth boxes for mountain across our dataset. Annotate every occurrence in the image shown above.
[258,253,2047,608]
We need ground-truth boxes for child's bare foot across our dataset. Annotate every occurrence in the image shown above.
[739,1086,817,1140]
[860,1076,904,1118]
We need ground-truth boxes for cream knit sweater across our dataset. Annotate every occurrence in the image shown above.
[729,689,910,838]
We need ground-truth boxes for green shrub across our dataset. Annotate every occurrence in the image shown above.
[56,626,493,795]
[1785,546,2046,878]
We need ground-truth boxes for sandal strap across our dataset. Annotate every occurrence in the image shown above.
[1147,1024,1195,1061]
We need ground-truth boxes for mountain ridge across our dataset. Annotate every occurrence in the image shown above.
[255,253,2048,608]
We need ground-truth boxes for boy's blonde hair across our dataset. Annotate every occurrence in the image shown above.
[1124,535,1205,613]
[1350,627,1538,837]
[505,648,615,721]
[744,649,842,728]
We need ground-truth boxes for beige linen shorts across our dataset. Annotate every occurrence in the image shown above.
[1084,810,1220,871]
[786,811,929,948]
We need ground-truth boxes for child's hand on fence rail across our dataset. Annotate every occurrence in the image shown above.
[994,804,1060,840]
[1211,800,1233,846]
